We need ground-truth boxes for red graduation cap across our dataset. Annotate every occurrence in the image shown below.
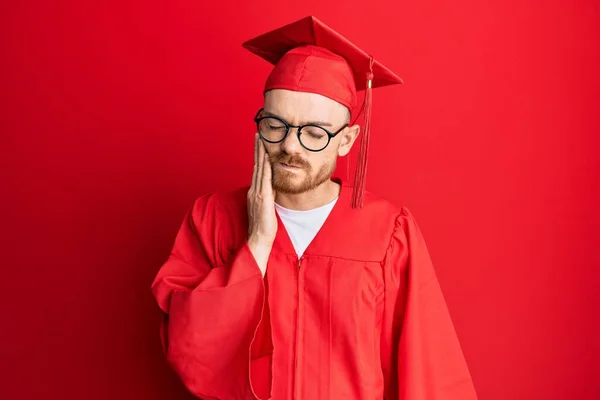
[242,16,403,208]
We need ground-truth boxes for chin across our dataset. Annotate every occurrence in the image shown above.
[273,178,307,194]
[273,172,333,195]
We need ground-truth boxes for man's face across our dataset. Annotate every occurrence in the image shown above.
[262,89,358,194]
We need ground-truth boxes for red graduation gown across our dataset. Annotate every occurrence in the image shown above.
[151,183,477,400]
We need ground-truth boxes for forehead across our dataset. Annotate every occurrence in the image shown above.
[264,89,347,124]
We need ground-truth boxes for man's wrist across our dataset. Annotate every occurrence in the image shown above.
[247,236,273,276]
[247,235,273,252]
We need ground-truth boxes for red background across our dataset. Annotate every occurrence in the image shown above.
[1,1,599,399]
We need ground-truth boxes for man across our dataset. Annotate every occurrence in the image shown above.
[151,16,478,400]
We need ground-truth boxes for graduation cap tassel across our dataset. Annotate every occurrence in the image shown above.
[351,57,374,209]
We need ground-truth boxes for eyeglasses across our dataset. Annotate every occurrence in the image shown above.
[254,108,348,152]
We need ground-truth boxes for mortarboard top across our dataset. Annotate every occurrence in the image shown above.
[242,16,403,208]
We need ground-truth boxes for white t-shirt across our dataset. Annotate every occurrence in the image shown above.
[274,197,338,258]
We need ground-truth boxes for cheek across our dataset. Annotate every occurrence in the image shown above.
[264,142,276,152]
[264,142,282,157]
[308,152,336,171]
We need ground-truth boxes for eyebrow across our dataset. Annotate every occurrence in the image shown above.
[262,110,333,127]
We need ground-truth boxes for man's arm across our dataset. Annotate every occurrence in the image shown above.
[151,134,277,400]
[380,208,478,399]
[151,196,264,400]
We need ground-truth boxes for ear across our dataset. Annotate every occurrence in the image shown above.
[337,124,360,157]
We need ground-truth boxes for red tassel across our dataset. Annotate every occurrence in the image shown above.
[346,152,350,183]
[351,57,374,209]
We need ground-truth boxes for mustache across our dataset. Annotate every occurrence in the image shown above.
[270,153,311,169]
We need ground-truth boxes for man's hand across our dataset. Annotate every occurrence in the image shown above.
[247,133,277,276]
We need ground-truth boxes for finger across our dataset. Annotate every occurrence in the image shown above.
[261,152,273,196]
[256,136,265,192]
[252,133,259,190]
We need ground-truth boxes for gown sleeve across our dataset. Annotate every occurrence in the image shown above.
[380,207,478,400]
[151,194,265,400]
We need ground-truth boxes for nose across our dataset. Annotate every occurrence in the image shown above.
[280,127,304,154]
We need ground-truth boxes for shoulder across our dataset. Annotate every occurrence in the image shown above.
[359,190,404,218]
[188,186,249,228]
[352,188,417,231]
[184,186,250,255]
[338,186,418,260]
[357,193,431,271]
[191,186,248,213]
[362,193,428,261]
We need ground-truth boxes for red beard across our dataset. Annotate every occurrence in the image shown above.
[268,151,335,194]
